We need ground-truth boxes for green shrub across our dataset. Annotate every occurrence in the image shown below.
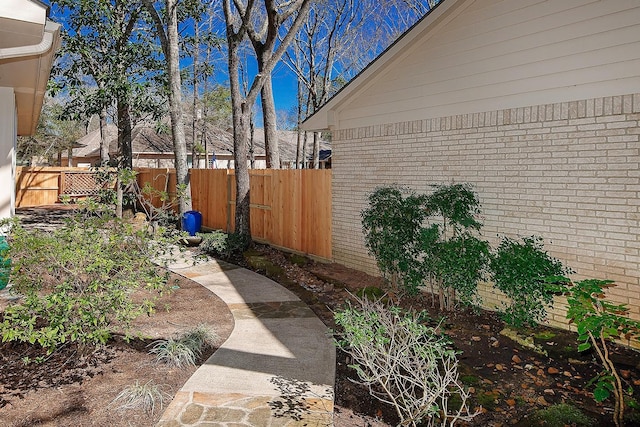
[423,183,482,232]
[148,338,197,367]
[528,403,593,426]
[549,277,640,427]
[361,186,426,294]
[149,325,218,367]
[422,183,488,311]
[427,233,490,309]
[0,214,170,353]
[199,230,249,259]
[490,236,567,328]
[180,324,219,353]
[361,183,489,308]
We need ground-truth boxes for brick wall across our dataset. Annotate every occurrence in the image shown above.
[331,93,640,327]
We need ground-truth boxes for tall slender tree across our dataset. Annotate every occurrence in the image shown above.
[223,0,312,239]
[245,4,304,169]
[143,0,201,215]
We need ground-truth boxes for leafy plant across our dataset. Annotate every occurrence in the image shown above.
[490,236,567,327]
[0,213,170,353]
[334,296,478,427]
[361,186,427,295]
[427,233,490,309]
[424,183,482,233]
[529,403,594,427]
[422,183,488,311]
[549,277,640,427]
[149,325,218,367]
[112,380,169,415]
[198,230,250,259]
[180,324,219,352]
[149,338,197,367]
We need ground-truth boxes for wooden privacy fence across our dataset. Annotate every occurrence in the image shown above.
[15,167,116,206]
[15,167,332,260]
[15,167,173,208]
[190,169,332,260]
[135,168,178,209]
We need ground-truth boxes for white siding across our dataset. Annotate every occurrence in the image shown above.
[0,87,16,220]
[334,0,640,129]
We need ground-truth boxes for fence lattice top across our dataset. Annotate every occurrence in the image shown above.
[61,172,108,196]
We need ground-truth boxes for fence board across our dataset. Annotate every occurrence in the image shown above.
[190,169,332,260]
[16,167,73,207]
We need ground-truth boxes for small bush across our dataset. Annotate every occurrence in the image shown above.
[149,325,218,367]
[361,186,427,294]
[528,403,593,426]
[549,277,640,427]
[490,236,567,328]
[334,296,478,427]
[199,231,249,259]
[0,214,170,353]
[149,338,197,367]
[181,324,219,353]
[112,380,169,415]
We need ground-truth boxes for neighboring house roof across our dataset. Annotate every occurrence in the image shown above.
[319,149,331,162]
[71,122,234,160]
[0,1,61,135]
[302,0,640,131]
[71,123,330,164]
[250,130,331,162]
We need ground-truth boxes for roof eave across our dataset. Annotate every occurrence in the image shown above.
[300,0,463,132]
[0,18,62,136]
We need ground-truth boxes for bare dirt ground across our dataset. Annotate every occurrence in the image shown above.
[244,244,640,427]
[0,272,234,427]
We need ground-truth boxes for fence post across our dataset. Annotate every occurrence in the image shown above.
[226,171,232,233]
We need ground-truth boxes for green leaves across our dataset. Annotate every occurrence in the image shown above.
[361,183,489,309]
[552,277,640,425]
[1,212,171,353]
[490,236,567,328]
[361,186,427,294]
[424,183,482,232]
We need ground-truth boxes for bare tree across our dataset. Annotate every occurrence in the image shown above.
[245,4,304,169]
[284,0,438,167]
[284,0,374,168]
[223,0,312,240]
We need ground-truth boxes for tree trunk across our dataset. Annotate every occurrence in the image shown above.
[117,99,133,170]
[296,130,302,169]
[228,36,251,238]
[296,76,303,169]
[99,110,109,164]
[166,0,191,215]
[223,0,312,239]
[249,117,256,169]
[312,131,320,169]
[260,74,279,168]
[301,131,308,168]
[192,23,199,169]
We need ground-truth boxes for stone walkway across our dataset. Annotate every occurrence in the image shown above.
[156,250,336,427]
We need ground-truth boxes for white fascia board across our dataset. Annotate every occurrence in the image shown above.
[0,0,47,26]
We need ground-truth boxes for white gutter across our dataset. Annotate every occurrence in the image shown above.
[0,26,55,60]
